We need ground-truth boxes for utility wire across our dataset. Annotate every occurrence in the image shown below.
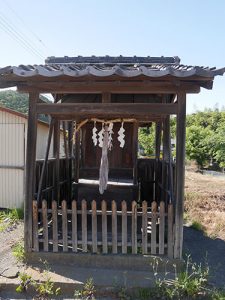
[2,0,49,51]
[0,12,45,59]
[0,15,44,60]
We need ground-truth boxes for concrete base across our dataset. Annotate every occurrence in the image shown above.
[0,253,184,299]
[26,252,184,273]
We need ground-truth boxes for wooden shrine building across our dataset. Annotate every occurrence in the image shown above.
[0,56,224,261]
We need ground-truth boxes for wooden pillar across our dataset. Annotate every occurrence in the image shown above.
[155,121,162,160]
[74,128,80,183]
[174,92,186,259]
[24,92,38,252]
[53,120,60,203]
[132,121,138,186]
[163,116,170,162]
[68,121,74,188]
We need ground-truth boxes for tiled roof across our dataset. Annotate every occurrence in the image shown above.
[0,56,224,81]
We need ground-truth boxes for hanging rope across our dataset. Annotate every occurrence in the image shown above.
[99,126,109,194]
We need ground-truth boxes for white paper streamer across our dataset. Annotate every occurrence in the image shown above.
[117,122,125,148]
[92,121,98,146]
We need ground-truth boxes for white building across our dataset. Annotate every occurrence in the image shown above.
[0,106,64,209]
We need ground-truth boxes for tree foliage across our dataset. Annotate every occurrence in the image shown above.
[138,108,225,170]
[0,90,50,122]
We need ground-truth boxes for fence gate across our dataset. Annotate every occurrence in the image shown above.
[0,123,25,208]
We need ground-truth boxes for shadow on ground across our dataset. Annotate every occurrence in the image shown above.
[183,225,225,287]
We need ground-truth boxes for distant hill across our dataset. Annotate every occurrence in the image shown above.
[0,90,51,122]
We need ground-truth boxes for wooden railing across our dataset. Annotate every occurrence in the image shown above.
[138,158,175,204]
[35,158,71,204]
[35,158,176,208]
[32,199,174,258]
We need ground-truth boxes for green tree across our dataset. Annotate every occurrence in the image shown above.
[138,125,155,156]
[186,125,212,168]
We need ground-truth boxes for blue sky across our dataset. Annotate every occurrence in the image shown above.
[0,0,224,113]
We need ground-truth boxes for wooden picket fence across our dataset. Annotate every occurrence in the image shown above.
[32,199,174,258]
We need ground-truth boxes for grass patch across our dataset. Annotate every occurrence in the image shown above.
[191,220,205,231]
[0,208,23,232]
[12,242,25,263]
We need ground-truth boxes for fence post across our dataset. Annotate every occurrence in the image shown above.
[32,200,39,252]
[92,200,97,253]
[62,200,68,251]
[142,201,148,254]
[112,200,117,254]
[132,201,137,254]
[82,199,87,252]
[102,200,108,254]
[168,203,174,258]
[151,201,157,254]
[42,199,48,252]
[122,200,127,254]
[72,200,78,252]
[52,200,58,252]
[159,201,165,255]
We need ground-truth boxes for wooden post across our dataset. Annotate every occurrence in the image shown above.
[74,129,80,183]
[62,121,70,201]
[174,92,186,259]
[155,122,162,202]
[163,116,170,162]
[155,122,162,160]
[68,121,74,200]
[24,92,38,252]
[133,121,138,186]
[53,120,60,203]
[102,92,111,103]
[37,119,54,203]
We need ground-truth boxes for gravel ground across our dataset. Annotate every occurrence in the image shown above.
[0,222,24,278]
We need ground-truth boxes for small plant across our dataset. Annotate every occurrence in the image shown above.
[149,255,210,299]
[16,272,33,293]
[0,208,23,231]
[33,260,61,299]
[12,242,25,263]
[74,277,96,299]
[137,288,152,300]
[191,220,204,231]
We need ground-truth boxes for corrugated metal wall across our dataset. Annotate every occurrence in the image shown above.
[0,123,25,208]
[0,109,65,209]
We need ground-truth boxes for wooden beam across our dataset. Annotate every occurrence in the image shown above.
[24,92,38,252]
[174,92,186,259]
[53,115,165,122]
[36,103,178,116]
[17,81,201,94]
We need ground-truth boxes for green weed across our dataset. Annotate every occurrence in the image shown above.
[0,208,23,231]
[16,260,61,298]
[74,277,96,299]
[191,220,205,231]
[16,272,33,293]
[12,242,25,263]
[149,255,210,299]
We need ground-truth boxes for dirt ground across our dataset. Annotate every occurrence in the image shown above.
[0,222,23,278]
[185,168,225,239]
